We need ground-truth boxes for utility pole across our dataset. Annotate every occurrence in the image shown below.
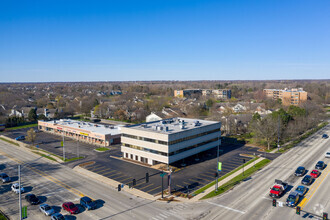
[277,115,280,152]
[77,139,79,158]
[18,165,22,220]
[168,168,172,195]
[62,133,65,162]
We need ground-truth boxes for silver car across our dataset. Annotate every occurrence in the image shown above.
[39,204,55,216]
[325,151,330,158]
[0,173,11,183]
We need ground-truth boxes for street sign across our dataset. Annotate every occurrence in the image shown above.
[160,173,166,177]
[218,162,222,171]
[22,206,27,219]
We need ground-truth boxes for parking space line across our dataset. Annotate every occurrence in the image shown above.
[116,176,131,182]
[176,184,184,189]
[196,175,213,182]
[146,186,161,193]
[183,181,191,185]
[108,172,123,177]
[199,173,213,179]
[139,183,154,190]
[100,170,116,175]
[135,181,147,187]
[94,167,111,173]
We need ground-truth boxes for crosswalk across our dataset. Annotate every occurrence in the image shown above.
[150,203,190,220]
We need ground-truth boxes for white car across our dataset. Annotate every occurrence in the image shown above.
[325,151,330,158]
[11,183,24,194]
[39,204,55,216]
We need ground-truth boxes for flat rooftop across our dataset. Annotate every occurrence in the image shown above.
[127,117,219,134]
[41,119,121,135]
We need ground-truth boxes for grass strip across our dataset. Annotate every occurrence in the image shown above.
[0,137,20,146]
[95,147,110,151]
[32,151,57,161]
[61,157,85,162]
[193,156,259,195]
[0,212,8,220]
[6,123,37,130]
[201,158,270,199]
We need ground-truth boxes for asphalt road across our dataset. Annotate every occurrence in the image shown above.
[182,124,330,220]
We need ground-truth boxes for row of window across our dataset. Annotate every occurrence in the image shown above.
[122,137,219,157]
[122,127,220,146]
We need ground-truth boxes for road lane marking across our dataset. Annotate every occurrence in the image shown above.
[0,150,90,199]
[207,201,246,214]
[300,165,330,209]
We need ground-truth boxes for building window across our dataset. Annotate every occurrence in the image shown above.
[135,155,138,161]
[126,153,128,158]
[130,154,133,159]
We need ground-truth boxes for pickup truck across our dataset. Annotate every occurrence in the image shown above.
[269,179,288,198]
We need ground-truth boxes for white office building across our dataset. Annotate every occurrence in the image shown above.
[121,118,221,165]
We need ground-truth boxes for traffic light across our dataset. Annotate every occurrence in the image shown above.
[133,179,136,186]
[296,206,301,215]
[243,159,246,163]
[146,173,149,183]
[214,172,218,178]
[323,212,328,220]
[272,199,276,207]
[118,184,121,191]
[128,183,132,189]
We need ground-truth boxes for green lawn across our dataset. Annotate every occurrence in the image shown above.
[62,157,84,162]
[201,158,271,199]
[193,156,259,195]
[0,212,8,220]
[32,151,57,161]
[6,123,38,130]
[95,147,110,152]
[0,137,19,146]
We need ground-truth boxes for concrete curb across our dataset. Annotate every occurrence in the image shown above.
[73,166,157,201]
[0,135,61,165]
[189,157,265,202]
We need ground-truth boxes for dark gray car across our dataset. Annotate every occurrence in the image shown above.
[0,173,11,183]
[301,175,313,185]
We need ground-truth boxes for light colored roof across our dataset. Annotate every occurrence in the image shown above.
[41,119,121,135]
[128,117,219,134]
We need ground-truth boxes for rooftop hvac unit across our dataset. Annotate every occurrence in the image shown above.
[181,124,185,129]
[165,126,169,131]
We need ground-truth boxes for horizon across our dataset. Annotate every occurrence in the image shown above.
[1,0,330,82]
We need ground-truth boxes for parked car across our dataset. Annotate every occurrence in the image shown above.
[294,166,306,177]
[322,134,328,139]
[301,175,313,185]
[11,183,24,193]
[51,213,65,220]
[25,194,40,205]
[0,173,11,183]
[294,185,308,197]
[325,151,330,158]
[286,191,300,207]
[315,161,326,170]
[310,170,320,178]
[15,136,25,141]
[62,202,79,214]
[39,204,55,216]
[80,196,96,210]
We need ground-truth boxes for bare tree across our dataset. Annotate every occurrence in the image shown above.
[250,115,278,150]
[26,128,36,146]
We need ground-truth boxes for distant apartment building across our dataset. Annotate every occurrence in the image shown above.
[121,118,221,165]
[174,89,231,99]
[263,88,307,106]
[174,89,202,98]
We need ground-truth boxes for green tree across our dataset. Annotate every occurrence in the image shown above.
[252,112,261,121]
[28,109,37,122]
[205,98,215,108]
[271,108,291,126]
[38,114,47,121]
[287,105,306,118]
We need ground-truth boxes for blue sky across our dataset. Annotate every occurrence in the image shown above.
[0,0,329,82]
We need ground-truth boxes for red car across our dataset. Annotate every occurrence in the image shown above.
[310,170,320,178]
[62,202,79,214]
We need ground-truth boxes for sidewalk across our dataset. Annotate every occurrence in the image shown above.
[188,157,265,202]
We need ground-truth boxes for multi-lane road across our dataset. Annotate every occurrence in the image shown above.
[0,123,329,220]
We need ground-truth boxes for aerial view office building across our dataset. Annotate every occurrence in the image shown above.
[38,119,121,146]
[121,118,221,165]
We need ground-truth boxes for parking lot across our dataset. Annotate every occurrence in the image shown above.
[3,127,280,196]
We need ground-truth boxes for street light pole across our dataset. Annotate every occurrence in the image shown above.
[18,165,22,220]
[215,125,221,192]
[77,139,79,158]
[62,133,65,162]
[277,115,280,152]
